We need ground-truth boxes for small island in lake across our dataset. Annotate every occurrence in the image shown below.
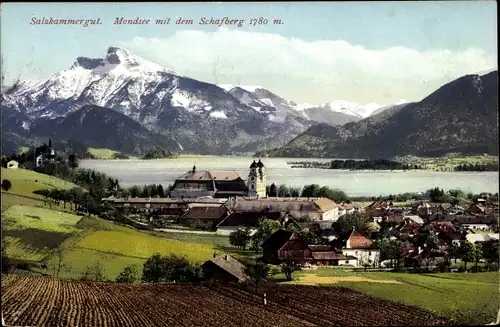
[288,159,423,170]
[142,147,179,160]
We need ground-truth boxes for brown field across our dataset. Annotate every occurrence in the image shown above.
[1,275,456,327]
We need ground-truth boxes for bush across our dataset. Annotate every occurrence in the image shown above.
[1,179,12,191]
[116,264,140,283]
[142,253,201,283]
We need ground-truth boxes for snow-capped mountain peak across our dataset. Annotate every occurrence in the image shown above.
[70,46,179,76]
[317,100,382,119]
[218,84,265,93]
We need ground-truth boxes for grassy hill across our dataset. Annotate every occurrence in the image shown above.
[1,168,217,280]
[1,167,80,212]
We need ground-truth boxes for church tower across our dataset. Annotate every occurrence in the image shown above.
[248,159,267,198]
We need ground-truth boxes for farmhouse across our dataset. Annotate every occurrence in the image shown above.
[201,254,250,283]
[341,229,380,267]
[169,159,267,199]
[262,230,363,267]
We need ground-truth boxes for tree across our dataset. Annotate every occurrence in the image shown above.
[116,264,140,283]
[268,183,278,197]
[458,241,476,270]
[142,253,201,283]
[49,248,71,278]
[158,184,165,197]
[332,212,371,235]
[301,184,321,197]
[473,245,483,270]
[80,262,105,282]
[250,219,281,252]
[481,240,499,270]
[1,236,10,273]
[1,179,12,192]
[280,260,300,281]
[428,187,445,202]
[244,261,270,285]
[449,243,460,263]
[68,154,79,169]
[229,228,251,250]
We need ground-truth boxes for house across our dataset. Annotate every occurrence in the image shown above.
[308,245,357,266]
[398,219,421,236]
[277,233,314,263]
[6,160,18,169]
[201,254,250,283]
[404,215,424,225]
[262,231,357,267]
[381,213,404,225]
[365,201,390,218]
[465,233,499,244]
[338,202,357,216]
[437,230,465,246]
[169,159,267,199]
[261,229,294,264]
[225,197,339,221]
[341,229,380,267]
[467,203,487,215]
[405,248,448,268]
[454,215,496,230]
[430,221,457,233]
[179,206,229,230]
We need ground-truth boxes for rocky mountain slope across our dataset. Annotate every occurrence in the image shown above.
[219,84,363,126]
[255,71,499,159]
[1,47,318,155]
[28,105,182,155]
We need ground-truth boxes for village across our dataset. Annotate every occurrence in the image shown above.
[100,159,500,280]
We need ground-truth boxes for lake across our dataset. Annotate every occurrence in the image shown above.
[80,156,499,197]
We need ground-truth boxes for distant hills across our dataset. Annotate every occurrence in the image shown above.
[255,71,499,159]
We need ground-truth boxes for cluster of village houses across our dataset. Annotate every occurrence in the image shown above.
[102,160,499,278]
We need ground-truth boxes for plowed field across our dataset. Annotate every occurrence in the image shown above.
[2,275,456,327]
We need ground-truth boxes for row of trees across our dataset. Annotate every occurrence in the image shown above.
[142,147,178,160]
[329,159,423,171]
[265,183,497,205]
[267,183,350,203]
[429,187,498,205]
[454,163,498,172]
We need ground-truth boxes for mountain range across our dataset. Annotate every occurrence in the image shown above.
[256,71,499,159]
[1,46,496,159]
[1,47,387,156]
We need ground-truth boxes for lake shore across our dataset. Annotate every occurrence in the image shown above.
[79,157,499,197]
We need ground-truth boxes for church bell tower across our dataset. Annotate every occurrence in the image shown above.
[248,159,267,198]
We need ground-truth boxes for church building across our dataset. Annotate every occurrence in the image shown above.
[169,159,267,199]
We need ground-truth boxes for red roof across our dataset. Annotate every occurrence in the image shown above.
[366,201,389,210]
[346,230,376,249]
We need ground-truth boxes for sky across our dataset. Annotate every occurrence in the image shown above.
[1,1,497,106]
